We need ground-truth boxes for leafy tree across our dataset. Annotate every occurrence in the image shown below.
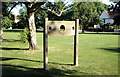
[113,1,120,29]
[8,1,73,50]
[68,2,108,32]
[46,2,67,20]
[113,15,120,28]
[35,10,48,28]
[2,2,10,16]
[0,2,14,42]
[2,17,13,29]
[0,2,2,42]
[16,4,27,29]
[108,1,120,29]
[113,1,120,12]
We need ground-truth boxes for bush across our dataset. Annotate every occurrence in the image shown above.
[38,26,43,30]
[19,28,29,44]
[113,25,120,30]
[79,25,82,30]
[2,17,13,29]
[109,26,114,29]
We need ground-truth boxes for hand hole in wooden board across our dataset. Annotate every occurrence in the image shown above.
[60,25,65,32]
[49,26,52,30]
[72,26,75,30]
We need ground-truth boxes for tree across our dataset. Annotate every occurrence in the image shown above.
[0,2,2,42]
[69,2,108,32]
[16,5,27,29]
[35,8,48,29]
[113,15,120,27]
[2,2,10,16]
[113,1,120,28]
[46,2,67,20]
[108,1,120,29]
[0,2,14,42]
[2,17,13,29]
[8,0,74,50]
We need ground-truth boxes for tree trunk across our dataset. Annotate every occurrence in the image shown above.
[82,24,85,33]
[0,26,3,42]
[27,11,37,50]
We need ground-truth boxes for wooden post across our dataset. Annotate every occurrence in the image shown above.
[0,2,3,42]
[74,19,79,66]
[43,18,48,70]
[103,19,105,32]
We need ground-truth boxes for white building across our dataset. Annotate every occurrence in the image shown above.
[100,10,119,24]
[14,15,19,23]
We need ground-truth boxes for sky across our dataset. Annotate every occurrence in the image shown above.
[101,0,113,5]
[11,6,23,15]
[11,0,113,15]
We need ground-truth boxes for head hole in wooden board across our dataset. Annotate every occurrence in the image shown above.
[60,25,65,32]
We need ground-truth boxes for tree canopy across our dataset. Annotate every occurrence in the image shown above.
[1,1,109,49]
[1,1,75,50]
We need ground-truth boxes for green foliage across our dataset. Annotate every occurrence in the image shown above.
[13,2,108,31]
[88,27,94,29]
[2,2,10,16]
[4,2,108,31]
[2,16,13,29]
[45,2,67,20]
[109,26,114,29]
[113,25,120,30]
[109,1,120,29]
[99,19,104,26]
[113,15,120,26]
[2,2,15,29]
[79,25,82,30]
[19,28,29,44]
[16,4,27,29]
[35,10,48,28]
[38,26,43,30]
[69,2,108,31]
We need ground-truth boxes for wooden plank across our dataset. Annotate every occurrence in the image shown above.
[74,19,79,66]
[47,21,75,36]
[43,18,48,70]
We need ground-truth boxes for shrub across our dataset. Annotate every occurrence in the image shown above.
[79,25,82,30]
[19,28,29,44]
[2,17,13,29]
[109,26,114,29]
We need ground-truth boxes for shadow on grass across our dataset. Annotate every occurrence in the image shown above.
[3,29,22,33]
[1,57,118,77]
[98,47,120,53]
[0,47,29,50]
[3,39,20,42]
[1,64,118,77]
[3,29,43,33]
[2,64,50,77]
[1,57,91,77]
[80,32,120,35]
[1,57,72,66]
[2,64,94,77]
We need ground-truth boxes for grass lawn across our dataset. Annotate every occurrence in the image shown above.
[0,30,119,77]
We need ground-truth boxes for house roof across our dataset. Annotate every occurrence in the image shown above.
[100,10,120,19]
[105,10,120,18]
